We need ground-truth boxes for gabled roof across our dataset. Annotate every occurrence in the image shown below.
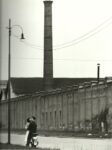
[53,78,98,89]
[11,78,43,94]
[10,77,99,95]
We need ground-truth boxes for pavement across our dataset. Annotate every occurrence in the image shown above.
[0,133,112,150]
[0,143,56,150]
[0,143,28,149]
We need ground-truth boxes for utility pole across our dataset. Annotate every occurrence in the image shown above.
[8,18,11,144]
[97,63,100,83]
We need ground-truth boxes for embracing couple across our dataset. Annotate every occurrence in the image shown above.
[25,116,38,147]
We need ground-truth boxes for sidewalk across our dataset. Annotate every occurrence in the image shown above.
[0,143,26,149]
[0,143,57,150]
[1,132,112,150]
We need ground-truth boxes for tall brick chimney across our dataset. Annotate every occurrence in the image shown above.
[43,0,53,90]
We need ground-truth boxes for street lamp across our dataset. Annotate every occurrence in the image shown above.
[7,19,25,144]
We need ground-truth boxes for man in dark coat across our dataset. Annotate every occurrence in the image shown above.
[26,116,37,147]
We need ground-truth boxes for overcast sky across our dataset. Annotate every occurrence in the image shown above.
[1,0,112,80]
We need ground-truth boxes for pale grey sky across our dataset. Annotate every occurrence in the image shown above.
[1,0,112,80]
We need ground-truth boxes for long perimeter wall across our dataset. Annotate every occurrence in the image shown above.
[1,80,112,132]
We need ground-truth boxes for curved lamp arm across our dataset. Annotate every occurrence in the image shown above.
[11,24,25,39]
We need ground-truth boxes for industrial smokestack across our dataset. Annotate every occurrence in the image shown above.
[43,0,53,90]
[97,63,100,82]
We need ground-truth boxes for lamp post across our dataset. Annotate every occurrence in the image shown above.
[7,19,25,144]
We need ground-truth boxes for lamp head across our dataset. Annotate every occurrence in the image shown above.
[20,33,25,39]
